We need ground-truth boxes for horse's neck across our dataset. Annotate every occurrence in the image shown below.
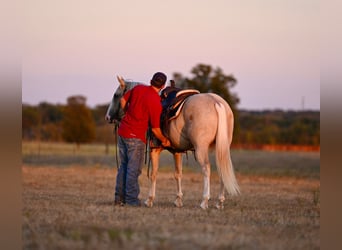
[126,81,144,91]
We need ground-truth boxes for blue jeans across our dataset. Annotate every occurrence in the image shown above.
[115,136,145,205]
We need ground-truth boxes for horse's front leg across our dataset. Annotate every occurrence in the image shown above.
[173,152,183,207]
[144,148,161,208]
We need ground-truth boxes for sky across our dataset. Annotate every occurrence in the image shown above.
[22,0,319,111]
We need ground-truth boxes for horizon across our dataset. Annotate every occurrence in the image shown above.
[21,98,320,112]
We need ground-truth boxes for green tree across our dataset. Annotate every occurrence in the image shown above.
[37,102,64,141]
[92,104,109,126]
[38,102,64,124]
[173,63,240,140]
[92,104,117,154]
[174,64,239,107]
[22,104,40,140]
[236,110,320,146]
[62,95,96,148]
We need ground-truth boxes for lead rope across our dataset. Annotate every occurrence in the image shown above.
[113,122,119,169]
[146,128,152,178]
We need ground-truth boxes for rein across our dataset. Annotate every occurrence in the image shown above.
[145,128,152,177]
[113,121,120,169]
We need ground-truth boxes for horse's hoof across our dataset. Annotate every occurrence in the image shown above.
[174,197,183,208]
[200,200,209,210]
[215,202,224,210]
[144,198,153,208]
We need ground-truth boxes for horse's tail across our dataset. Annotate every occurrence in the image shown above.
[214,102,240,196]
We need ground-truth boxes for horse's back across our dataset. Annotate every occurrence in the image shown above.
[207,93,234,117]
[183,93,220,124]
[207,93,234,144]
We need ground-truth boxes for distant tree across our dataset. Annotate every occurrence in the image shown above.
[174,64,239,106]
[38,102,64,124]
[173,63,240,139]
[92,104,109,126]
[36,102,64,141]
[91,104,117,154]
[62,95,96,148]
[237,110,320,146]
[22,104,40,140]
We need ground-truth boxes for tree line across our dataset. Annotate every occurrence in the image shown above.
[236,109,319,147]
[22,100,319,147]
[22,64,320,148]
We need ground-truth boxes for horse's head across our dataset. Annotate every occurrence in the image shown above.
[105,76,142,124]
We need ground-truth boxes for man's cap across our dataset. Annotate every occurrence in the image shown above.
[151,72,167,87]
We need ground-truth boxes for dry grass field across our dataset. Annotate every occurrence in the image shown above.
[22,142,320,249]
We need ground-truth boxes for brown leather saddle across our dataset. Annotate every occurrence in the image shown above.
[160,87,200,137]
[148,85,199,152]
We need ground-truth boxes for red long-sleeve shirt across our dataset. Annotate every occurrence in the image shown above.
[118,85,162,143]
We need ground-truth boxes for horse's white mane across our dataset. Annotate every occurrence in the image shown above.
[117,75,144,86]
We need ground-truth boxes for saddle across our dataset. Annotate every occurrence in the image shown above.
[160,87,200,137]
[148,85,199,151]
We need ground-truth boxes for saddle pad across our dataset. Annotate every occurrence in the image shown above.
[169,99,187,121]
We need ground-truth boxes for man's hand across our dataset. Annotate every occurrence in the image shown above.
[152,128,172,148]
[161,139,171,148]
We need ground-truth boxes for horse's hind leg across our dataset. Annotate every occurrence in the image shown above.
[216,179,225,210]
[195,146,211,210]
[144,148,161,208]
[173,153,183,207]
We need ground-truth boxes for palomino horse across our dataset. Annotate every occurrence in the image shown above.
[106,76,240,209]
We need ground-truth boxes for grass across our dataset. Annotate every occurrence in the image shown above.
[22,166,320,249]
[22,141,320,179]
[22,141,114,156]
[22,141,320,249]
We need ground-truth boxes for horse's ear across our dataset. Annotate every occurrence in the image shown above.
[117,75,126,90]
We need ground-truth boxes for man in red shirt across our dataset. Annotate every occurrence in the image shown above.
[115,72,171,206]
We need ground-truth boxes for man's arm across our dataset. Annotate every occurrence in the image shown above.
[151,128,171,147]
